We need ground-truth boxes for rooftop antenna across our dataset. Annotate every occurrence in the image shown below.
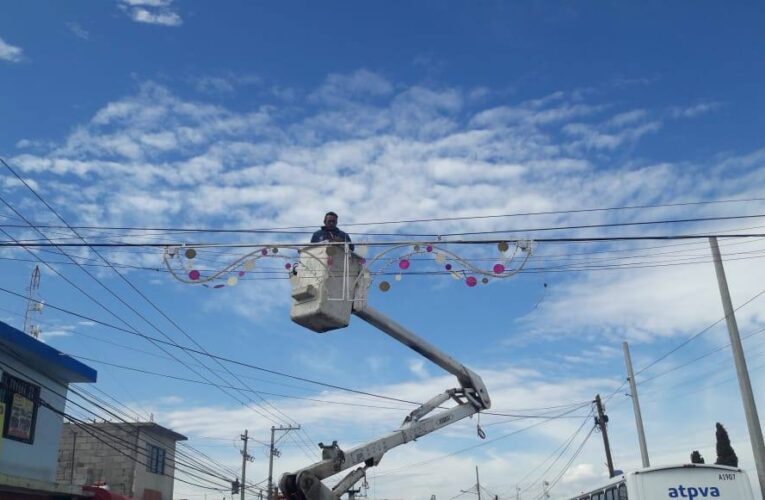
[23,265,43,338]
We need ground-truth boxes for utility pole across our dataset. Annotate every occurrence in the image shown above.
[267,425,300,500]
[475,466,481,500]
[710,237,765,498]
[623,341,650,468]
[594,394,615,478]
[241,430,253,500]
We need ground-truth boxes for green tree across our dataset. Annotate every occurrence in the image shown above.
[715,422,739,467]
[690,450,705,464]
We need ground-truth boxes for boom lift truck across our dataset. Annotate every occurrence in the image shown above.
[279,244,492,500]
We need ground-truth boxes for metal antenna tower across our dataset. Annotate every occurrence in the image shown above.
[23,265,43,338]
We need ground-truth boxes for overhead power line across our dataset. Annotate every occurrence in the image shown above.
[3,233,765,248]
[0,352,236,492]
[634,286,765,377]
[0,285,592,418]
[2,158,321,460]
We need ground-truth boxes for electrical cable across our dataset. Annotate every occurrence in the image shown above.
[634,286,765,377]
[0,353,240,490]
[0,193,760,232]
[3,232,765,248]
[3,159,321,460]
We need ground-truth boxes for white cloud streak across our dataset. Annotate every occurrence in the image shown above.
[0,36,24,62]
[119,0,182,26]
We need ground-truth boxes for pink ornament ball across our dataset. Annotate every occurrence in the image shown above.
[493,263,505,274]
[399,259,410,270]
[466,276,478,287]
[238,271,245,277]
[360,258,367,265]
[188,270,200,281]
[261,248,268,256]
[426,245,433,252]
[285,263,292,270]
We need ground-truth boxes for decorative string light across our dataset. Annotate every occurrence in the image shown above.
[162,240,534,292]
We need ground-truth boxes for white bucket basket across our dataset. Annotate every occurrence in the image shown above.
[289,245,369,333]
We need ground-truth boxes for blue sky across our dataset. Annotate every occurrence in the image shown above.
[2,1,765,499]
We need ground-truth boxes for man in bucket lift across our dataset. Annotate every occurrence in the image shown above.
[310,211,354,250]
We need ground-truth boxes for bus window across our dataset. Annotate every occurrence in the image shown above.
[617,483,628,500]
[605,487,616,500]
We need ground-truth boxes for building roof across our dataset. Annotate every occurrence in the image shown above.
[0,320,97,383]
[133,422,188,442]
[63,421,188,442]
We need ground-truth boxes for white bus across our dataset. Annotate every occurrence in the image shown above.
[568,464,755,500]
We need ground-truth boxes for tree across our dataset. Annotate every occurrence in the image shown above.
[690,450,705,464]
[715,422,739,467]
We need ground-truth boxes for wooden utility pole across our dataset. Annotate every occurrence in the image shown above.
[594,394,615,478]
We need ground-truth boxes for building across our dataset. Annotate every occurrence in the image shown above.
[0,320,98,499]
[57,421,188,500]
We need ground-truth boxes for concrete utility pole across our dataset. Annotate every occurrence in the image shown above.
[623,341,650,468]
[594,394,615,478]
[241,430,253,500]
[267,425,300,500]
[475,466,482,500]
[709,237,765,498]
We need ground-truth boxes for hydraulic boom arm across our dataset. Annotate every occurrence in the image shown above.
[281,245,491,500]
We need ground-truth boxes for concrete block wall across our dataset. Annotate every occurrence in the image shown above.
[57,422,184,500]
[57,423,138,497]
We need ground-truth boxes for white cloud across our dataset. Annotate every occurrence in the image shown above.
[121,0,173,6]
[7,73,765,342]
[66,22,90,40]
[408,358,429,379]
[311,69,394,104]
[671,102,722,119]
[129,8,182,26]
[0,36,24,63]
[119,0,182,26]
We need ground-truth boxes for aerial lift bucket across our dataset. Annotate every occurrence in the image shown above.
[289,244,369,333]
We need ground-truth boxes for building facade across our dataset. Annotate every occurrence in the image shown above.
[57,422,187,500]
[0,320,97,499]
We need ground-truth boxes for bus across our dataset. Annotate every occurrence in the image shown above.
[567,464,755,500]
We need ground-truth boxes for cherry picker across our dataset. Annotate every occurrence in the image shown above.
[279,244,491,500]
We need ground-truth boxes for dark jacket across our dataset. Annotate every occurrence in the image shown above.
[311,226,354,250]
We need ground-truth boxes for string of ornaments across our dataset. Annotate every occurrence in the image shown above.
[162,240,534,291]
